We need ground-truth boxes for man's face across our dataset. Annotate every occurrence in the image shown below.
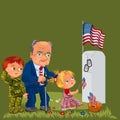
[5,62,23,78]
[30,41,52,66]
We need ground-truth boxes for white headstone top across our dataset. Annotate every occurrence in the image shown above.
[82,50,106,103]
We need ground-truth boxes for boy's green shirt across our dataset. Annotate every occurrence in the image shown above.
[1,71,26,97]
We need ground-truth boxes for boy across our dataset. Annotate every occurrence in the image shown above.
[1,56,27,113]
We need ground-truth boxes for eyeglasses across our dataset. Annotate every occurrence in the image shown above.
[84,59,92,72]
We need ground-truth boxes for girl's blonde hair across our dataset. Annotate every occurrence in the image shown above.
[52,70,74,89]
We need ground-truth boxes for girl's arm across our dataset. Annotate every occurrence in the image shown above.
[69,89,79,95]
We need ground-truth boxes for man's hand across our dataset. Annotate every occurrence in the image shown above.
[38,76,46,83]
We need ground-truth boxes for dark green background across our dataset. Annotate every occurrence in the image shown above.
[0,0,119,119]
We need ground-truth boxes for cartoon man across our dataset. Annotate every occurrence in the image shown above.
[22,40,57,112]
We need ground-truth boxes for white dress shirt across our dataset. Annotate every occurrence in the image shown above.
[33,63,45,85]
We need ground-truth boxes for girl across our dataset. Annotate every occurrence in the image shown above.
[53,70,82,110]
[1,56,28,113]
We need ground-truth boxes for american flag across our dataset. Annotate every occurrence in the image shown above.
[82,23,105,49]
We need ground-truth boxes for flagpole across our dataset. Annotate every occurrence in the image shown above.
[78,21,85,91]
[81,20,84,102]
[82,20,84,54]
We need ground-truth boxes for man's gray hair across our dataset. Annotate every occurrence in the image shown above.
[30,40,38,52]
[30,40,53,52]
[48,41,53,49]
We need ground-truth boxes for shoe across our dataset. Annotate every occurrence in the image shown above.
[25,107,37,112]
[9,109,18,114]
[9,107,15,114]
[9,107,19,114]
[18,108,25,112]
[40,106,51,111]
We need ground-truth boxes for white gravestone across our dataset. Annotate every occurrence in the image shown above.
[82,50,106,103]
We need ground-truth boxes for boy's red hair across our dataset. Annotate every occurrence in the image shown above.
[2,56,24,70]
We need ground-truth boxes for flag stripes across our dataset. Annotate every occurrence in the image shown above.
[82,23,105,49]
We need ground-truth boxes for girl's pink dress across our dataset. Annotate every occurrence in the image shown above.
[61,89,82,110]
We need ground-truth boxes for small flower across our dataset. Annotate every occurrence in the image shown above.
[48,111,52,114]
[80,111,85,116]
[60,111,65,116]
[55,99,60,103]
[52,106,56,109]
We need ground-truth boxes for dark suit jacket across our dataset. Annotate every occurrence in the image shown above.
[22,60,57,90]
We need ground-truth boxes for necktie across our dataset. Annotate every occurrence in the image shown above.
[39,66,43,76]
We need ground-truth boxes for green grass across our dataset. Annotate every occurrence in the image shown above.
[2,92,117,120]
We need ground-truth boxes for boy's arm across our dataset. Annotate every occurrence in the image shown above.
[1,71,13,86]
[20,81,26,94]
